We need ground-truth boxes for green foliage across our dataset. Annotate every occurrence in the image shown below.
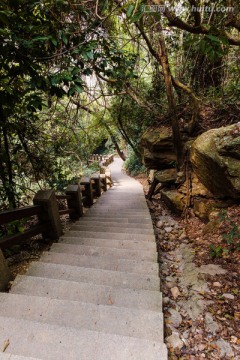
[82,162,100,177]
[124,149,146,176]
[209,210,240,258]
[0,219,25,239]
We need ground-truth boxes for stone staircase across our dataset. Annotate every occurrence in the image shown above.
[0,158,167,360]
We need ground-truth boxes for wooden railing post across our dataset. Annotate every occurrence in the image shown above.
[105,168,112,189]
[65,185,83,220]
[80,177,94,206]
[0,249,12,291]
[33,189,62,239]
[91,173,101,198]
[100,174,107,192]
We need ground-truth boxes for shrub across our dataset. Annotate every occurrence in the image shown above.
[124,150,146,176]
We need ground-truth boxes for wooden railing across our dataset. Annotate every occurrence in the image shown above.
[88,154,114,167]
[0,166,112,251]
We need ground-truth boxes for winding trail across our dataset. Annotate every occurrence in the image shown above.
[0,158,167,359]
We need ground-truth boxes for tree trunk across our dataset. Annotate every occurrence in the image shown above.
[157,30,184,168]
[0,105,16,208]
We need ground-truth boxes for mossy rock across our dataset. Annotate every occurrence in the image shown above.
[141,126,176,169]
[155,169,177,184]
[193,198,234,220]
[161,190,186,214]
[190,124,240,198]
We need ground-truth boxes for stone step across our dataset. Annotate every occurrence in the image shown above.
[78,217,153,224]
[89,205,148,212]
[50,243,157,261]
[92,203,148,213]
[59,236,157,251]
[100,198,145,202]
[0,355,40,360]
[39,252,159,275]
[12,275,162,312]
[65,230,155,241]
[1,293,163,341]
[0,316,168,359]
[70,224,154,235]
[96,198,147,209]
[26,262,160,291]
[85,213,151,219]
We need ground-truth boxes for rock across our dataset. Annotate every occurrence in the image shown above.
[166,332,184,350]
[215,338,234,358]
[165,226,173,233]
[168,309,182,328]
[0,250,11,291]
[213,282,222,287]
[199,264,227,276]
[222,293,235,300]
[190,124,240,198]
[205,312,219,334]
[171,286,181,299]
[155,168,177,184]
[140,126,176,169]
[163,297,170,305]
[179,172,212,197]
[148,169,156,183]
[161,190,186,214]
[178,296,211,320]
[156,220,164,228]
[166,282,176,289]
[193,198,233,220]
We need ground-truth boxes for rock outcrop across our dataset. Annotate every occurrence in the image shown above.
[141,126,176,169]
[191,124,240,198]
[141,123,240,217]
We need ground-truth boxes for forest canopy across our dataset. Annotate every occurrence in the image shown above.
[0,0,239,208]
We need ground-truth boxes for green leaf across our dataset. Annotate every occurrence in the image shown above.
[126,4,135,18]
[131,11,143,23]
[50,37,58,46]
[62,34,68,45]
[206,35,220,43]
[86,51,94,60]
[0,11,10,26]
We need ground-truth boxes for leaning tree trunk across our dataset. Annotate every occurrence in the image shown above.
[158,30,184,169]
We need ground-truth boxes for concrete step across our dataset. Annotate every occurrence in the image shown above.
[0,293,163,341]
[11,275,161,312]
[70,224,154,235]
[89,208,149,213]
[59,236,157,251]
[96,198,147,209]
[39,252,159,275]
[0,316,168,359]
[85,213,151,219]
[74,218,153,230]
[65,230,155,241]
[79,217,152,224]
[26,262,160,291]
[0,355,40,360]
[50,243,157,261]
[92,203,148,213]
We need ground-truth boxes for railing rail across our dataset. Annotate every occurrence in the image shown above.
[0,205,42,226]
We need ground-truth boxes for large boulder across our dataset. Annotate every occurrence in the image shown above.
[190,124,240,198]
[141,126,176,169]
